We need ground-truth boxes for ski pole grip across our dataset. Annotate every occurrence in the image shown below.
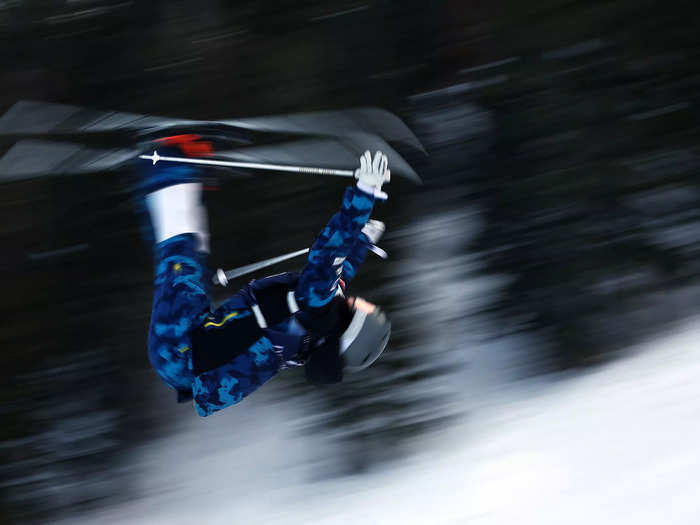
[213,268,229,287]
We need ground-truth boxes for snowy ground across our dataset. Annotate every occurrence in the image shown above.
[65,317,700,525]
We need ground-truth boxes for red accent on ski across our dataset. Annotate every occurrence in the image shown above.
[155,134,213,157]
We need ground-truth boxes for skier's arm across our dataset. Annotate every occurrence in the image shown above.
[341,219,385,284]
[341,236,370,284]
[141,138,214,402]
[295,151,389,307]
[295,185,375,307]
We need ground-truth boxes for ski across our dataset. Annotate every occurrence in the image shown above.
[0,100,426,155]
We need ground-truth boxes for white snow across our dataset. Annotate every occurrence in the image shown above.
[65,317,700,524]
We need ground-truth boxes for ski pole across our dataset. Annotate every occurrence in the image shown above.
[213,245,388,287]
[140,150,355,177]
[214,248,310,287]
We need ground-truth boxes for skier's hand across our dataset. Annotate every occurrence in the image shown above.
[355,150,390,200]
[361,219,385,245]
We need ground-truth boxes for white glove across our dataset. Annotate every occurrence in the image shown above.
[355,150,390,200]
[361,219,385,245]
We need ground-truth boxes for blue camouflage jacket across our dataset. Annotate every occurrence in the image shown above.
[148,185,375,416]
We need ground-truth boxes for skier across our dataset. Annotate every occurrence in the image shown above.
[140,135,392,416]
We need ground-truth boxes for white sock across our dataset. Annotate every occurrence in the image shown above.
[145,183,210,252]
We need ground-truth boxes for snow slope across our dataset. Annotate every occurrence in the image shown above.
[66,318,700,524]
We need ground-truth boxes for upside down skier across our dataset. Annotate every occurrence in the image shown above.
[140,135,392,416]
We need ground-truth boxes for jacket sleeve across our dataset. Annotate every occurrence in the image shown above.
[295,186,375,308]
[189,294,282,417]
[192,336,280,417]
[341,234,371,284]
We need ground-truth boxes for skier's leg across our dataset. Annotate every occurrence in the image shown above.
[140,138,213,400]
[148,233,209,398]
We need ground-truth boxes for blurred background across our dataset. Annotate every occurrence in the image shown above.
[2,1,700,523]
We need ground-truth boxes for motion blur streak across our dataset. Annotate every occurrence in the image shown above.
[2,0,700,523]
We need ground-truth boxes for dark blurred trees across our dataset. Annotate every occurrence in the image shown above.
[469,0,700,367]
[3,0,700,520]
